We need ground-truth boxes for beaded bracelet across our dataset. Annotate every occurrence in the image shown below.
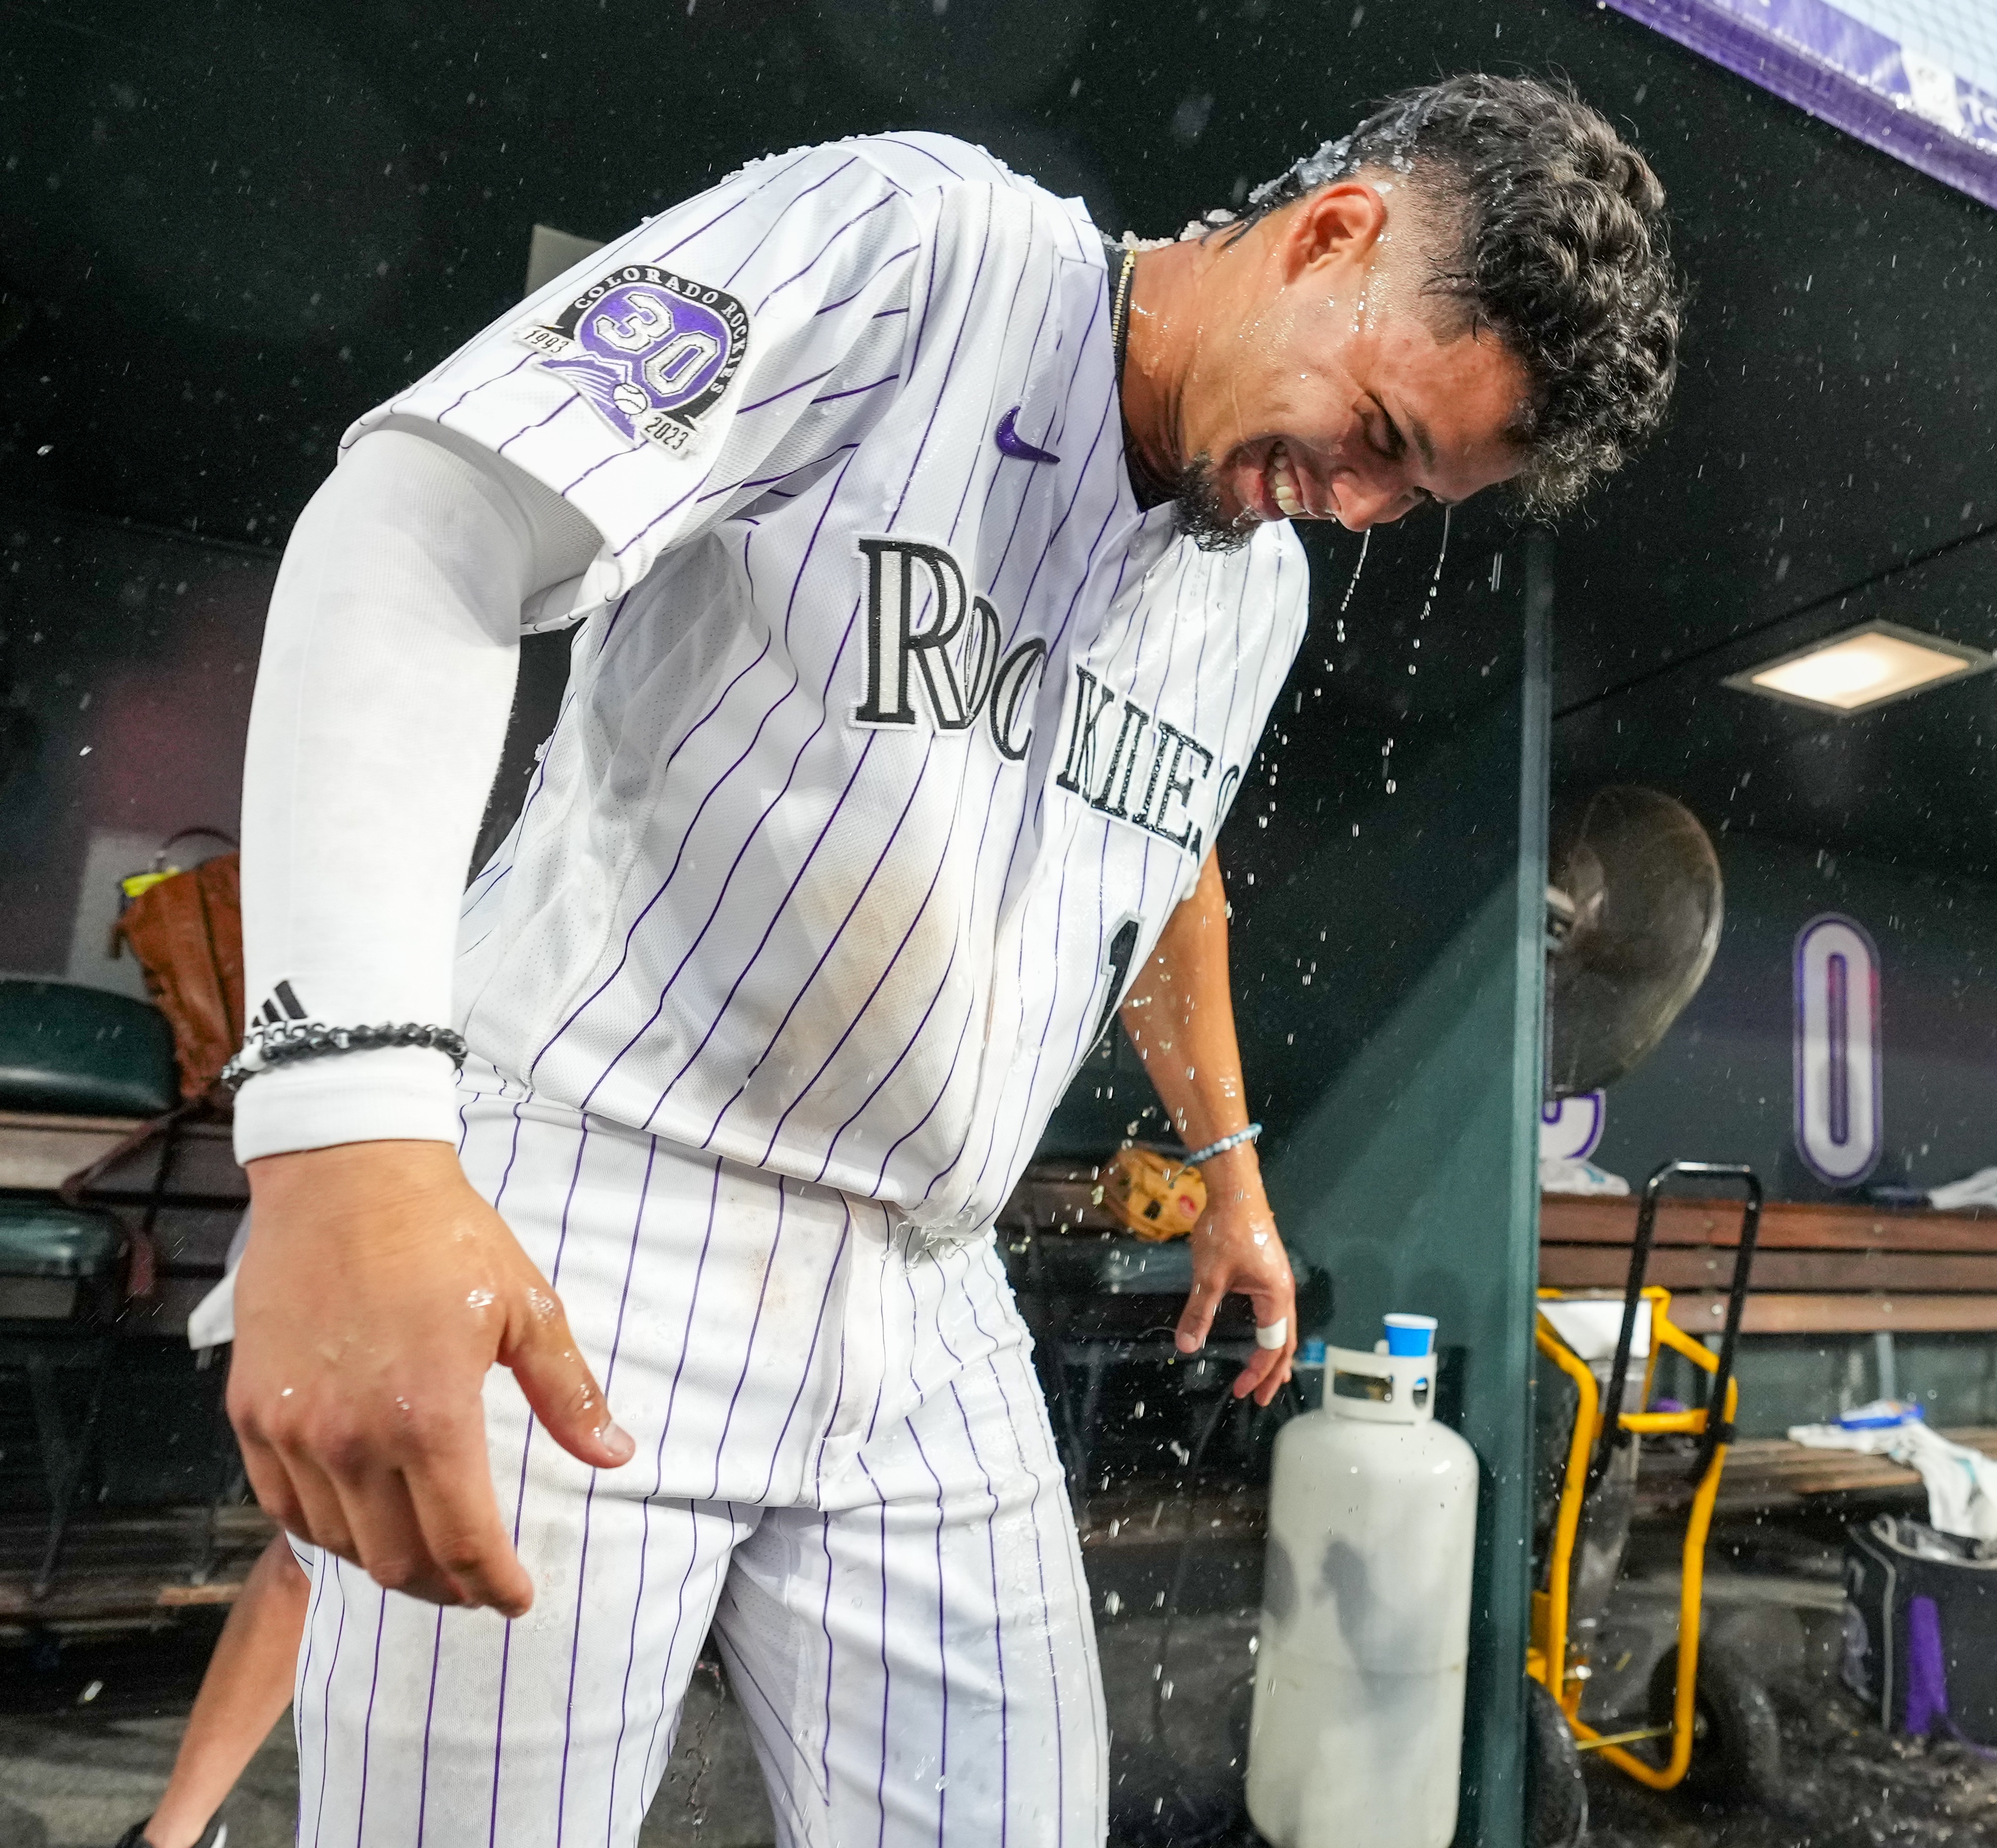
[220,1020,469,1093]
[1183,1123,1262,1166]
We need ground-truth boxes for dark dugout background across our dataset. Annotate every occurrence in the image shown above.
[7,4,1997,1844]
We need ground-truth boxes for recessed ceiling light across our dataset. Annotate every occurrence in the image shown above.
[1722,621,1992,714]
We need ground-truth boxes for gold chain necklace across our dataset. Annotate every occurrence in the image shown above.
[1110,246,1137,376]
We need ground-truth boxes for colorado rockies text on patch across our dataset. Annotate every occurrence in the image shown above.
[520,263,750,453]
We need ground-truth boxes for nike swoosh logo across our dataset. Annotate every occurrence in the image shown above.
[994,407,1060,465]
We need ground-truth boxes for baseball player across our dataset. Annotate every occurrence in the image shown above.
[223,74,1678,1847]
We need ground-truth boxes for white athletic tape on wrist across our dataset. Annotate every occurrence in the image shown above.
[1255,1318,1287,1350]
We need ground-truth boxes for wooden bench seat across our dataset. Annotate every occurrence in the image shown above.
[1634,1428,1997,1517]
[1540,1193,1997,1334]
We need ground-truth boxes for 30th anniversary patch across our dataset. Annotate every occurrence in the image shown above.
[519,264,750,455]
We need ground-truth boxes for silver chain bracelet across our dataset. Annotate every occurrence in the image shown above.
[220,1020,469,1093]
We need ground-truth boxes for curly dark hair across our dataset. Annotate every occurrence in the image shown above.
[1226,73,1682,516]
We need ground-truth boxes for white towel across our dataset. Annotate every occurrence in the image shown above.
[1540,1154,1631,1197]
[186,1208,252,1352]
[1787,1417,1997,1544]
[1928,1166,1997,1212]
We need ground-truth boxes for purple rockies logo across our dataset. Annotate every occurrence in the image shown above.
[519,264,750,455]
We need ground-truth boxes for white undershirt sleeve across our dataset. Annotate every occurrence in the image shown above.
[232,426,599,1164]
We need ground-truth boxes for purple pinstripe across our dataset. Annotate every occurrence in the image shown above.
[961,1292,1075,1845]
[1000,279,1114,642]
[863,1214,896,1446]
[811,372,902,405]
[661,149,817,262]
[495,392,581,456]
[705,1182,786,1497]
[407,1079,494,1842]
[748,738,974,1164]
[1015,383,1122,659]
[723,158,861,288]
[816,244,922,316]
[353,1588,389,1845]
[874,135,967,180]
[558,434,647,503]
[415,1609,445,1848]
[528,620,785,1082]
[818,1513,839,1792]
[756,193,904,312]
[991,540,1173,1192]
[735,365,835,416]
[655,1157,724,1469]
[489,1119,592,1846]
[310,1564,348,1848]
[692,438,861,506]
[708,1630,816,1831]
[812,934,961,1185]
[858,1453,894,1848]
[539,441,865,1086]
[857,690,1026,1197]
[587,641,850,1115]
[866,982,979,1200]
[623,1162,727,1815]
[604,1492,655,1838]
[941,233,1040,544]
[886,190,996,532]
[633,198,1011,1132]
[293,1540,332,1845]
[553,1136,659,1841]
[964,262,1061,555]
[635,1505,729,1811]
[433,351,535,429]
[616,615,867,1119]
[902,1413,954,1848]
[942,1376,1011,1848]
[812,1242,853,1500]
[689,730,935,1141]
[753,1209,850,1502]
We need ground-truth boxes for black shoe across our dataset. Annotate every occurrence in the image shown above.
[111,1824,226,1848]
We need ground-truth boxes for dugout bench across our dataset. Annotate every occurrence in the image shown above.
[1539,1191,1997,1515]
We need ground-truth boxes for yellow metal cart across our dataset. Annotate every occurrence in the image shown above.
[1526,1161,1782,1842]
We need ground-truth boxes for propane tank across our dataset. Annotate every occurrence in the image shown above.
[1247,1313,1479,1848]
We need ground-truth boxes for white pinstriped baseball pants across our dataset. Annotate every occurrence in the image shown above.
[288,1072,1106,1848]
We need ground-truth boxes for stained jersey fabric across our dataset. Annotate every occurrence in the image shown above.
[239,132,1308,1234]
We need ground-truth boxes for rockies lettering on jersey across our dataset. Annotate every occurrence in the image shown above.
[1053,663,1218,858]
[340,133,1308,1231]
[852,536,1048,758]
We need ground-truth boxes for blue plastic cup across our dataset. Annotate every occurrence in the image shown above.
[1383,1313,1438,1357]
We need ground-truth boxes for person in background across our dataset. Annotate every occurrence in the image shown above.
[110,1536,306,1848]
[111,1216,304,1848]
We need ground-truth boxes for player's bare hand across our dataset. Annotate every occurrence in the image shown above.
[229,1140,633,1617]
[1174,1144,1297,1405]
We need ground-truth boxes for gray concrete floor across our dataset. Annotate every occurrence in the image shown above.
[11,1525,1997,1848]
[0,1649,772,1848]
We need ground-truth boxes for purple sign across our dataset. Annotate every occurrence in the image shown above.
[1607,0,1997,211]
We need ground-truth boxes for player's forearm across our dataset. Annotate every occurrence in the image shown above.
[234,431,562,1160]
[1118,849,1255,1155]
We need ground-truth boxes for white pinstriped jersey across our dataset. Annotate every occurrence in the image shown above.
[345,134,1309,1233]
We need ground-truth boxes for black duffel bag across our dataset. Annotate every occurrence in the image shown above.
[1843,1514,1997,1746]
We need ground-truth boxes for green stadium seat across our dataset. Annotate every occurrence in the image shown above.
[0,979,178,1119]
